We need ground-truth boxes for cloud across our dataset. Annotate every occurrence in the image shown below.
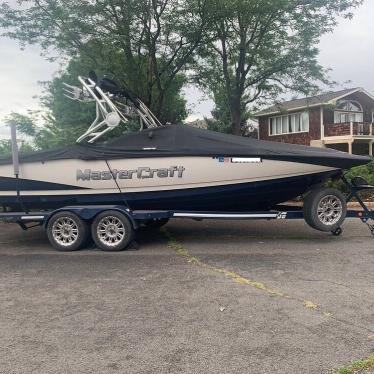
[319,0,374,92]
[0,38,58,121]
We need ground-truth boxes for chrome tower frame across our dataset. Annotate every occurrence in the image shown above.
[63,76,162,143]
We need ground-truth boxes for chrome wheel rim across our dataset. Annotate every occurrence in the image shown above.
[52,217,79,247]
[317,195,343,226]
[97,216,125,247]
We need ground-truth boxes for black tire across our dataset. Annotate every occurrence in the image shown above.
[143,218,169,229]
[303,187,347,232]
[47,212,89,251]
[91,210,134,252]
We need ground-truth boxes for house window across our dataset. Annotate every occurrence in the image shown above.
[269,112,309,136]
[334,100,363,123]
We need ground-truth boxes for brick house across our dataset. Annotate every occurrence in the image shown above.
[254,88,374,155]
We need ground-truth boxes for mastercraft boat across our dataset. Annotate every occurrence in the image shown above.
[0,74,370,213]
[0,73,372,252]
[0,123,369,213]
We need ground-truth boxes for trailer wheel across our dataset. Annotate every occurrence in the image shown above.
[47,212,89,251]
[143,218,169,229]
[303,187,347,232]
[91,210,134,251]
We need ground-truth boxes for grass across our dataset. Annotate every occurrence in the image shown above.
[331,354,374,374]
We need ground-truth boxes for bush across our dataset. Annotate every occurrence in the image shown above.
[0,140,34,158]
[329,157,374,198]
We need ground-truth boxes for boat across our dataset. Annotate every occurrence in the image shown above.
[0,73,372,252]
[0,123,370,213]
[0,74,370,214]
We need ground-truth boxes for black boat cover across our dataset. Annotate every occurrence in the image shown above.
[0,125,370,169]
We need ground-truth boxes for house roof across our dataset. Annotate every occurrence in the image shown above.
[254,87,374,117]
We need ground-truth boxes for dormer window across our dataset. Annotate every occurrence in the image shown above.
[334,100,363,123]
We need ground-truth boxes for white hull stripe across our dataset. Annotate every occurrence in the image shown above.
[21,216,45,220]
[173,213,278,219]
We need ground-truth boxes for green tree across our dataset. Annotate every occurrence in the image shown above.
[4,49,189,149]
[0,0,211,118]
[197,0,363,135]
[0,113,35,157]
[206,86,250,134]
[41,53,188,147]
[0,139,34,157]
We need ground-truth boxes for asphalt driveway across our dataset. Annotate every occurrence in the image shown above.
[0,219,373,374]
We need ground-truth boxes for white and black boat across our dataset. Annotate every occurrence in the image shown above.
[0,73,370,213]
[0,74,372,251]
[0,123,369,212]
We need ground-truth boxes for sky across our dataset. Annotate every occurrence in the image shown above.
[0,0,374,136]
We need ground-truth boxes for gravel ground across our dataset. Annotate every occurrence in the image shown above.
[0,218,373,374]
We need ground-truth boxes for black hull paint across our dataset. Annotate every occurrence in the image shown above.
[0,171,338,212]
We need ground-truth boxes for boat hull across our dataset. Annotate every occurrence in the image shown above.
[0,156,340,212]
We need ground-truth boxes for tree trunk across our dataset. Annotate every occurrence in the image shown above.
[230,97,242,135]
[154,90,166,120]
